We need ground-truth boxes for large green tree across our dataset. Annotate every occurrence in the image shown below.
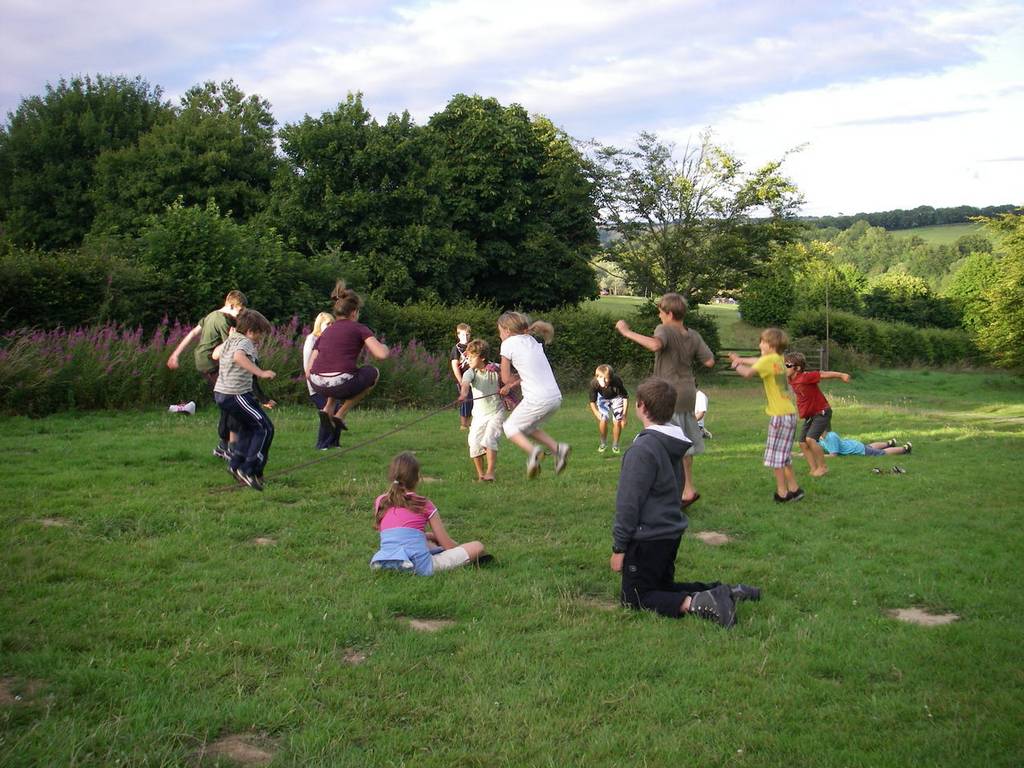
[0,75,170,248]
[90,80,277,237]
[594,130,803,303]
[973,212,1024,369]
[427,97,598,308]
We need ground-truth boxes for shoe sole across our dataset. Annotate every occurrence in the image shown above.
[554,444,571,475]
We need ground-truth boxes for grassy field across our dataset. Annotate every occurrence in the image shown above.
[586,297,761,350]
[888,222,986,246]
[2,369,1023,766]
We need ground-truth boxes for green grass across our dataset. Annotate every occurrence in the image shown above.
[2,369,1023,766]
[889,222,986,246]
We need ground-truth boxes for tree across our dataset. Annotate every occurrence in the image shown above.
[270,93,478,304]
[0,75,170,248]
[945,251,998,335]
[974,213,1024,369]
[594,130,803,304]
[426,96,598,308]
[90,80,278,237]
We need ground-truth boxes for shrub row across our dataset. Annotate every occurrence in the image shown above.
[788,309,980,367]
[0,299,722,415]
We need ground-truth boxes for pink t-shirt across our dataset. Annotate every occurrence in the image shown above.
[374,493,437,531]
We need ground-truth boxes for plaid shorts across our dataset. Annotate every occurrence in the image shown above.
[763,413,797,468]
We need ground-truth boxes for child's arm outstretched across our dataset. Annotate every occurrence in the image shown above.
[728,352,760,378]
[614,320,662,352]
[166,323,203,369]
[820,370,852,382]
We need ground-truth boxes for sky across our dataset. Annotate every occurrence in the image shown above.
[1,0,1022,216]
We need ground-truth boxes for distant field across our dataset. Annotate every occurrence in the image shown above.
[888,222,986,246]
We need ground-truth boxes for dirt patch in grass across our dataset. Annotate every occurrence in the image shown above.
[400,616,455,632]
[693,531,733,546]
[251,537,277,547]
[341,648,368,665]
[0,677,44,705]
[39,517,74,528]
[887,608,959,626]
[579,595,620,612]
[197,733,276,767]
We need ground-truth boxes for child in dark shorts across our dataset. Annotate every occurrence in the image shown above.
[785,352,851,478]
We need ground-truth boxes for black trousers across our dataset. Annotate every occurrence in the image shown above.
[620,536,720,618]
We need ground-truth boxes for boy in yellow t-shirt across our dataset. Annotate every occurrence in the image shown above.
[729,328,804,503]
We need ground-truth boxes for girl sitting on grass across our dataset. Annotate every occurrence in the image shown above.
[370,452,489,575]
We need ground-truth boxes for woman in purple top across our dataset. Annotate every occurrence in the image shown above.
[308,282,390,430]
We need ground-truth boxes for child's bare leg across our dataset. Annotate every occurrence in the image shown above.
[598,419,608,444]
[783,465,799,493]
[806,439,828,476]
[529,428,560,454]
[612,419,623,446]
[508,431,536,454]
[482,448,496,480]
[321,396,336,415]
[460,540,486,561]
[883,446,907,455]
[337,384,375,419]
[798,440,815,468]
[472,455,485,480]
[772,467,789,497]
[682,455,698,501]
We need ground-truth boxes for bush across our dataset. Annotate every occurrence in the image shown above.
[789,309,979,367]
[739,271,795,327]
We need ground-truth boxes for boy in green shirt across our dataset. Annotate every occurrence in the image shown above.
[166,290,247,458]
[729,328,804,503]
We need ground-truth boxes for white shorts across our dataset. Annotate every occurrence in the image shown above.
[596,395,627,422]
[503,396,561,438]
[468,410,506,458]
[432,546,470,572]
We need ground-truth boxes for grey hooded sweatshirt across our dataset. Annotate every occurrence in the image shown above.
[612,425,693,552]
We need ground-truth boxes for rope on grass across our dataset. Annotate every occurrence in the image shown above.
[209,393,500,493]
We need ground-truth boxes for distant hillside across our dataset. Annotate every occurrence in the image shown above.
[801,204,1017,231]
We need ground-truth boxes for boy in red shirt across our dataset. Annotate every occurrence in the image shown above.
[785,352,851,477]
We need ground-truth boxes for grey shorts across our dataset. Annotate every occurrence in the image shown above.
[800,408,832,442]
[669,411,704,456]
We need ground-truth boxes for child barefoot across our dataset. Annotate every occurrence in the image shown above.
[784,351,851,477]
[497,311,570,478]
[370,452,488,574]
[588,364,629,454]
[458,340,507,481]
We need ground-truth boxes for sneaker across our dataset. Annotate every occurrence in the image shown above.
[612,444,621,454]
[871,467,884,475]
[787,487,805,502]
[598,442,607,453]
[237,470,264,491]
[887,437,898,447]
[554,443,571,475]
[226,464,245,485]
[526,445,544,478]
[891,465,907,475]
[773,492,789,503]
[213,444,231,460]
[688,584,736,628]
[730,584,762,602]
[902,442,912,455]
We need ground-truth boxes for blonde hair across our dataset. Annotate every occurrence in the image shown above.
[497,311,554,344]
[456,323,471,334]
[761,327,789,354]
[595,364,612,379]
[225,290,248,309]
[312,312,333,337]
[376,452,426,525]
